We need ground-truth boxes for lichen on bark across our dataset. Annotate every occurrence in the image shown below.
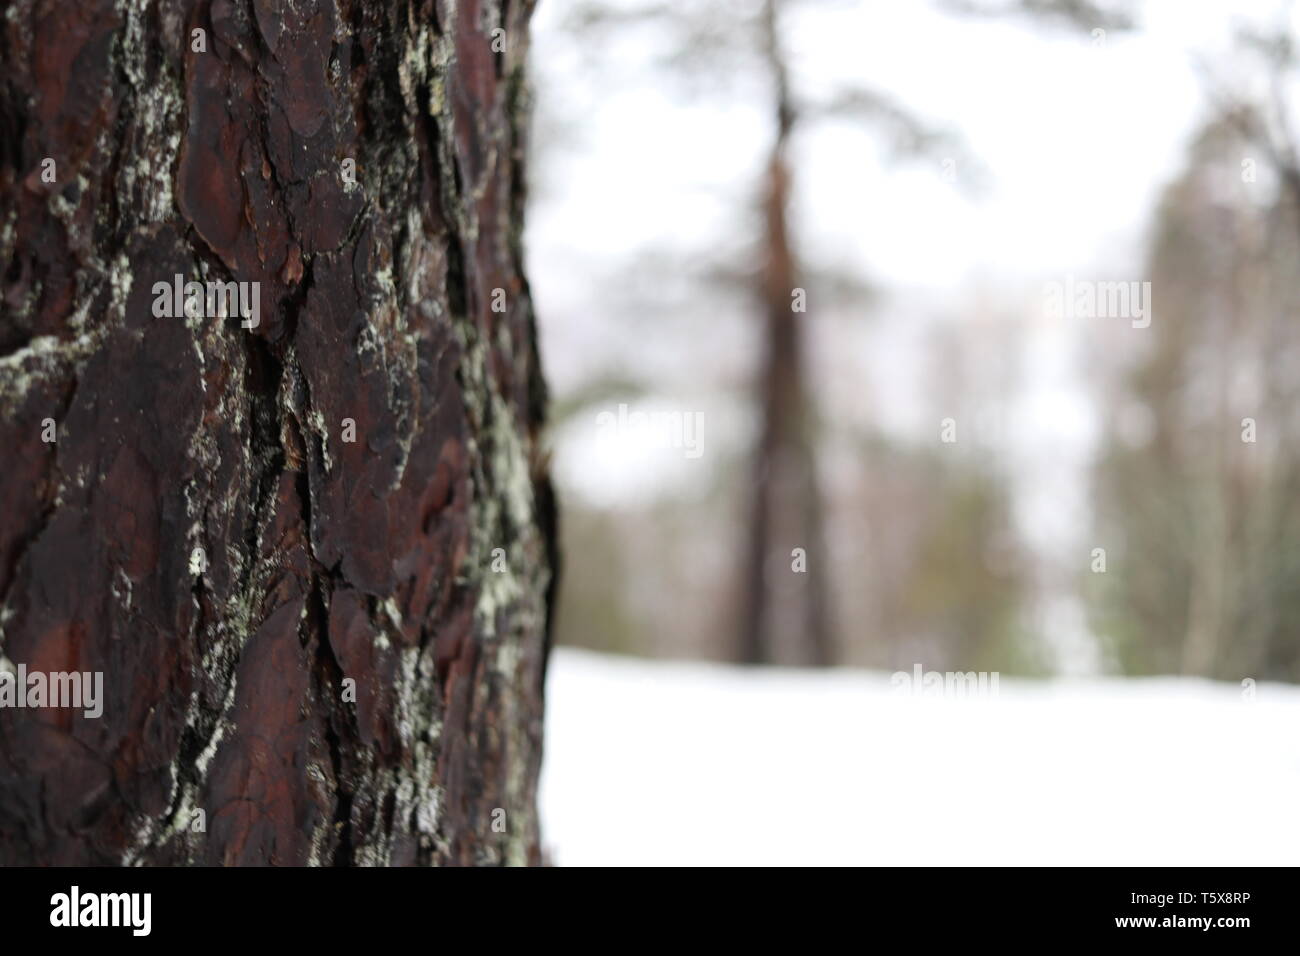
[0,0,555,866]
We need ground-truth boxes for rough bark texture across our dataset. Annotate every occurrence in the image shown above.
[0,0,555,865]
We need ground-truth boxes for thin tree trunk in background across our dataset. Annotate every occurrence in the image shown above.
[0,0,555,866]
[740,0,832,666]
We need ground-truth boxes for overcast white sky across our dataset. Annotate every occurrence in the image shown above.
[529,0,1287,426]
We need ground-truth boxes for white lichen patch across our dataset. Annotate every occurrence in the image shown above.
[378,597,403,643]
[123,685,238,865]
[116,0,183,223]
[111,566,134,611]
[0,331,98,417]
[305,408,333,473]
[451,324,542,640]
[107,253,134,319]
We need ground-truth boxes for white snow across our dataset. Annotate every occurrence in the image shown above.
[540,649,1300,866]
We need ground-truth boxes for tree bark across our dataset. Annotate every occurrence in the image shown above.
[0,0,555,866]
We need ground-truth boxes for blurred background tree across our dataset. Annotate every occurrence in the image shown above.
[1087,21,1300,682]
[543,0,1037,670]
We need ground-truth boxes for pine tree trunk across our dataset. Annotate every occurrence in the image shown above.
[739,0,832,667]
[0,0,555,866]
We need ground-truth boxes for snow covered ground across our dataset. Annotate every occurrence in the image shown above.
[540,649,1300,866]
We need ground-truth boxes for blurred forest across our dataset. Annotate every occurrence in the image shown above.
[528,0,1300,683]
[1089,26,1300,682]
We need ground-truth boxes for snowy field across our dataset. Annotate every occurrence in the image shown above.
[540,649,1300,866]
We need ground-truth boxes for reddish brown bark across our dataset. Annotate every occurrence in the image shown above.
[0,0,555,866]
